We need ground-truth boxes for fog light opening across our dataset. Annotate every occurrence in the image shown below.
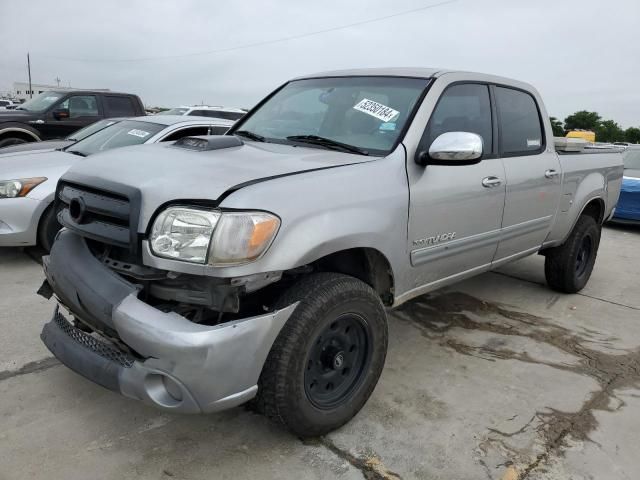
[144,373,184,407]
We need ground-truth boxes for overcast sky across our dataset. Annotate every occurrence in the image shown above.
[1,0,639,126]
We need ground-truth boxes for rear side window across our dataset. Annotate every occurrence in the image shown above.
[422,83,493,155]
[209,126,229,135]
[190,110,244,121]
[495,87,543,155]
[160,126,211,142]
[104,96,137,116]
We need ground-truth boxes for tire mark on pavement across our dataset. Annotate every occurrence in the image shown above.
[304,436,402,480]
[0,357,59,382]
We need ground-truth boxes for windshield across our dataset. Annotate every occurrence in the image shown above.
[234,76,430,156]
[66,119,121,141]
[16,91,65,112]
[159,108,189,115]
[66,120,165,156]
[623,148,640,170]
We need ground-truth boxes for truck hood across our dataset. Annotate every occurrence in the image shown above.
[0,110,38,123]
[62,140,374,228]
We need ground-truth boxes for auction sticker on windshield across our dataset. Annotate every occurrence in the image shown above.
[127,129,151,138]
[353,98,399,122]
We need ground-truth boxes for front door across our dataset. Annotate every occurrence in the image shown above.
[492,86,562,262]
[40,94,101,139]
[406,83,506,289]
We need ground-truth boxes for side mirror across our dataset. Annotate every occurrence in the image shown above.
[53,108,70,120]
[416,131,483,166]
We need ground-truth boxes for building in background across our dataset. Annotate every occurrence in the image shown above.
[9,81,110,102]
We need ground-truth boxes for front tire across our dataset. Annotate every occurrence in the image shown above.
[544,215,601,293]
[38,205,61,252]
[0,137,28,148]
[256,273,388,437]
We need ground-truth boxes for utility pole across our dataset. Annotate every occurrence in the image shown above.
[55,76,61,87]
[27,53,33,99]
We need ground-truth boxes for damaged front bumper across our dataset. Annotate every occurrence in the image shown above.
[40,230,296,413]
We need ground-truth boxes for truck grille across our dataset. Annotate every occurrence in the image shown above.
[57,180,140,253]
[54,308,135,368]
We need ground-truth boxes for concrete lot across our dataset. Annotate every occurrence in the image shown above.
[0,225,638,480]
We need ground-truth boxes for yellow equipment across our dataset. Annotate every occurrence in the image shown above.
[566,130,596,142]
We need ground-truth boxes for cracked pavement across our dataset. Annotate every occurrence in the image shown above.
[0,225,638,479]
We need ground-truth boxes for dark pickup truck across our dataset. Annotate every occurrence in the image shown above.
[0,90,145,148]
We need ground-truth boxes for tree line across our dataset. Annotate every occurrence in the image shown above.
[549,111,640,144]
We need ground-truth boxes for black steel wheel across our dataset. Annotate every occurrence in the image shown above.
[545,214,601,293]
[255,273,388,437]
[304,313,371,409]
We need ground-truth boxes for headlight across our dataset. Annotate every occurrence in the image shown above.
[0,177,47,199]
[150,207,280,266]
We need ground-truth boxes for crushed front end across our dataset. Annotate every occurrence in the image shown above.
[40,180,295,413]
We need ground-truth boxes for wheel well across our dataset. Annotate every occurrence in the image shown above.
[581,198,605,224]
[0,130,38,143]
[310,248,395,305]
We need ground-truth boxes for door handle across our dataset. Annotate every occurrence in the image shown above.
[482,176,502,188]
[545,169,559,178]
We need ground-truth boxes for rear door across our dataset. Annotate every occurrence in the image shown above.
[103,95,138,118]
[406,82,506,288]
[492,86,562,262]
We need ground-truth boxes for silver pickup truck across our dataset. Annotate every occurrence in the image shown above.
[39,68,623,437]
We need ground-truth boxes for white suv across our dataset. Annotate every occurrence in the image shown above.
[159,105,246,121]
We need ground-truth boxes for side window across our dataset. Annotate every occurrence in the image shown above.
[495,87,543,155]
[160,126,210,142]
[59,95,99,118]
[422,84,493,155]
[209,126,229,135]
[104,96,136,116]
[190,110,212,117]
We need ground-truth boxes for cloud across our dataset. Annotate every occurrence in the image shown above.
[1,0,638,126]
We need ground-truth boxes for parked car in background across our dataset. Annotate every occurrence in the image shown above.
[159,105,247,121]
[0,118,122,155]
[0,90,145,148]
[38,68,623,437]
[611,145,640,223]
[0,115,233,250]
[0,99,17,110]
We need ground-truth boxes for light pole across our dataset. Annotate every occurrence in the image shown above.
[27,53,33,99]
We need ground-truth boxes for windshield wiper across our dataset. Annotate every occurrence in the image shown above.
[286,135,369,156]
[66,150,87,157]
[234,130,265,142]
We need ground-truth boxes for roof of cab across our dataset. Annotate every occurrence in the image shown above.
[294,67,444,80]
[293,67,538,95]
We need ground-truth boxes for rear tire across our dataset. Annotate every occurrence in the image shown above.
[0,137,28,148]
[38,205,61,252]
[255,273,388,437]
[544,215,601,293]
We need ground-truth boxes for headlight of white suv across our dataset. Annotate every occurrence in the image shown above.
[150,207,280,266]
[0,177,47,199]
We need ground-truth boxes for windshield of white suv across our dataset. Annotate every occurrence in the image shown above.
[623,148,640,170]
[65,120,164,157]
[233,76,430,156]
[159,108,189,115]
[16,91,65,112]
[66,119,121,141]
